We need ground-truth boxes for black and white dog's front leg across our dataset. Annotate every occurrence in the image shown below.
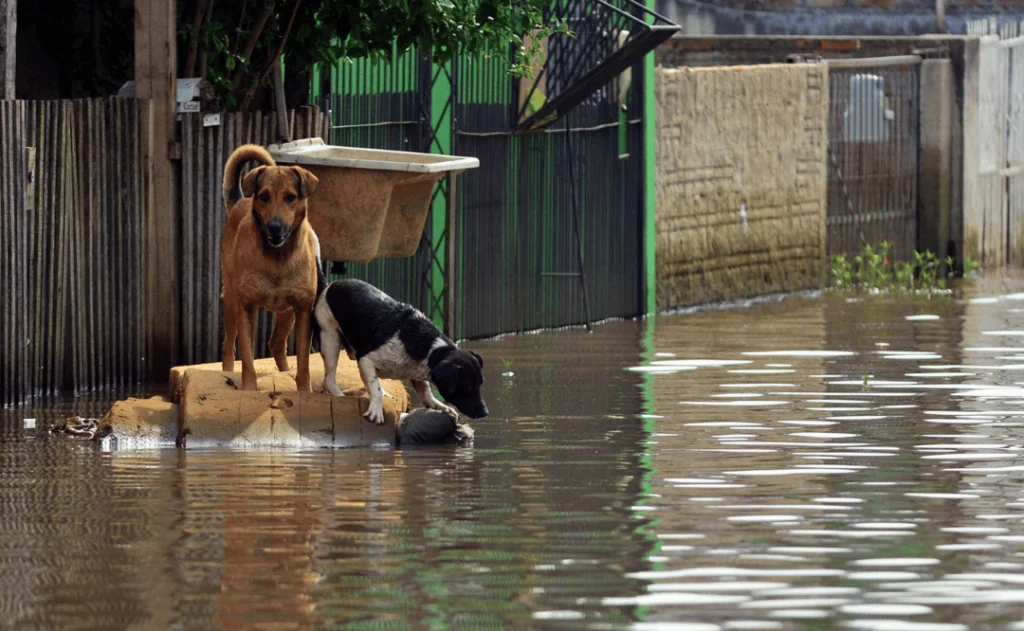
[358,357,386,425]
[412,380,458,419]
[319,326,345,397]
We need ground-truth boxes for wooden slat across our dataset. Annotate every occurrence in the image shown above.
[0,101,19,404]
[0,0,14,99]
[0,98,148,404]
[174,108,331,366]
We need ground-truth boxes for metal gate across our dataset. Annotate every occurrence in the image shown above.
[965,19,1024,267]
[825,56,921,261]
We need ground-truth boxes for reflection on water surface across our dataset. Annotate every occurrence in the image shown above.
[4,277,1024,629]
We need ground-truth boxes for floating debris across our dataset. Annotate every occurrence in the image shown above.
[50,416,108,440]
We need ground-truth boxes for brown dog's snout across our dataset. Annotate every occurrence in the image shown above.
[265,218,289,246]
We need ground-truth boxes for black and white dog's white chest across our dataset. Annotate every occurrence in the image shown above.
[359,334,437,381]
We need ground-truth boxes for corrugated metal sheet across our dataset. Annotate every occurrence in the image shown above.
[0,100,29,407]
[0,98,146,406]
[178,108,329,367]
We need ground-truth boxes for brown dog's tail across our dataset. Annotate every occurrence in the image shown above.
[222,144,275,212]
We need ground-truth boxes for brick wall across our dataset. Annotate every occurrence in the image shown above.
[655,64,828,310]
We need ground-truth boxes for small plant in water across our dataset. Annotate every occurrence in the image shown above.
[828,241,979,293]
[501,357,516,380]
[964,257,981,276]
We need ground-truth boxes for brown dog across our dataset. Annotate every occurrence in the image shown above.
[220,144,320,391]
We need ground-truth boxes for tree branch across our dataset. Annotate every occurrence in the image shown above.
[272,56,292,142]
[238,0,303,111]
[231,0,250,57]
[184,0,212,77]
[231,0,277,93]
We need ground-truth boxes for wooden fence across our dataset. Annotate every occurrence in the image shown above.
[178,107,329,367]
[964,19,1024,267]
[1,101,29,406]
[0,98,147,406]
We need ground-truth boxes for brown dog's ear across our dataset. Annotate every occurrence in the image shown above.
[241,166,268,197]
[292,166,319,199]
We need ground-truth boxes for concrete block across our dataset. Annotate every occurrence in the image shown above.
[296,391,335,448]
[99,396,179,448]
[108,353,409,449]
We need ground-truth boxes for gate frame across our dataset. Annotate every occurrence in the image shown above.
[823,54,923,261]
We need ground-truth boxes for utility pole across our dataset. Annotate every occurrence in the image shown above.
[936,0,947,34]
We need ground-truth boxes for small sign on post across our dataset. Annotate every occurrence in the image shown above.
[176,78,203,114]
[25,146,35,212]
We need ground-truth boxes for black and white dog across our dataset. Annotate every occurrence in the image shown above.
[312,278,489,425]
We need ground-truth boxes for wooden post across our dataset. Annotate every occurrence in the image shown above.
[0,0,14,99]
[135,0,179,379]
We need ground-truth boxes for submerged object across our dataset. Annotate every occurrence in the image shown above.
[397,409,475,446]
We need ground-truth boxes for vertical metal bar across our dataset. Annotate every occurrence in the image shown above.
[564,116,593,331]
[639,43,655,315]
[444,172,457,339]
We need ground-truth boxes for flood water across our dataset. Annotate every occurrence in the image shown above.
[6,277,1024,630]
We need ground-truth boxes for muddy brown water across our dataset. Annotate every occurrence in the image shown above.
[5,277,1024,630]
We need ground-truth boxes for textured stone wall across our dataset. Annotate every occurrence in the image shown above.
[655,64,828,311]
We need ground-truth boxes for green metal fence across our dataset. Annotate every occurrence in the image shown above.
[311,36,654,340]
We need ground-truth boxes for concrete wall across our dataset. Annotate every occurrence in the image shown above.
[659,0,1024,36]
[658,35,968,267]
[656,35,969,67]
[655,64,828,311]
